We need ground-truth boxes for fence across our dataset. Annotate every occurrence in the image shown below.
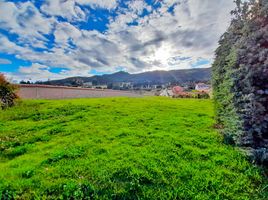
[17,84,142,99]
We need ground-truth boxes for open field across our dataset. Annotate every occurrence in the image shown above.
[0,97,267,199]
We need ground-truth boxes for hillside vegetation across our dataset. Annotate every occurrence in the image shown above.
[0,98,267,199]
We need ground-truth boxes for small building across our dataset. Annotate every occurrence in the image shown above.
[172,86,184,95]
[151,85,163,90]
[195,83,211,92]
[160,88,174,97]
[112,82,133,90]
[83,82,93,88]
[92,84,108,89]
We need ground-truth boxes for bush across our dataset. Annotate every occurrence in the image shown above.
[195,92,210,99]
[173,91,210,99]
[0,74,19,109]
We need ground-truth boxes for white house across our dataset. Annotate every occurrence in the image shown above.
[160,88,174,97]
[92,84,108,89]
[195,83,211,91]
[83,82,93,88]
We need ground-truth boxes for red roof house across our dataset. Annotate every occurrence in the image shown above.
[172,86,184,94]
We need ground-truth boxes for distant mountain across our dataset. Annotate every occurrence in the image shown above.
[42,68,211,86]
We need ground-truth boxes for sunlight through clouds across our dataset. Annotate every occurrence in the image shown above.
[0,0,235,81]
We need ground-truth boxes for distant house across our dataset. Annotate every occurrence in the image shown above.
[172,86,184,95]
[151,85,163,90]
[141,84,151,90]
[83,82,93,88]
[92,84,108,89]
[112,82,133,90]
[119,82,132,88]
[195,83,211,92]
[160,88,173,97]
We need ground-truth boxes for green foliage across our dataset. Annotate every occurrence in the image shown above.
[212,0,268,164]
[213,47,243,145]
[0,98,267,199]
[173,91,210,99]
[0,74,19,109]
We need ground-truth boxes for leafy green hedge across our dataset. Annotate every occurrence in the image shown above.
[212,0,268,165]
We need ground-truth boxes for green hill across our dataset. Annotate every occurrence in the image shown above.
[0,97,267,199]
[43,68,211,86]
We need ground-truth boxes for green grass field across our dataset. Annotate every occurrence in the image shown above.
[0,97,267,199]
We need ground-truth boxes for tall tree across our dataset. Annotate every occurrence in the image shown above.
[212,0,268,164]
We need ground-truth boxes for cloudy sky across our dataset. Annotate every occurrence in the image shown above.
[0,0,235,82]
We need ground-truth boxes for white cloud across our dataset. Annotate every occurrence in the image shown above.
[76,0,118,10]
[41,0,87,22]
[4,63,63,82]
[6,63,92,82]
[0,1,55,48]
[1,0,235,81]
[54,22,82,47]
[104,0,235,71]
[0,58,11,65]
[128,0,152,15]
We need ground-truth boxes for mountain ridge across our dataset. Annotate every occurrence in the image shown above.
[42,68,211,86]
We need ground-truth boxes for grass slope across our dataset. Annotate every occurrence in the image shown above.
[0,97,267,199]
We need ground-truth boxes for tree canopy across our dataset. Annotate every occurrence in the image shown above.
[212,0,268,165]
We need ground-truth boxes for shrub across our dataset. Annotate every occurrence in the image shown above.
[195,92,210,99]
[0,74,19,109]
[173,91,210,99]
[173,92,192,98]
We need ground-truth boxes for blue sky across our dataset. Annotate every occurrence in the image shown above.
[0,0,235,81]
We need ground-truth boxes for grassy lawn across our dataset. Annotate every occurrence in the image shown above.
[0,97,267,199]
